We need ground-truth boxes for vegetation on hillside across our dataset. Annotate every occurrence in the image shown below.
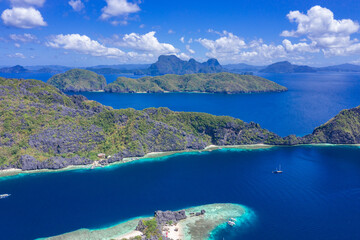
[0,77,284,169]
[105,72,287,93]
[47,69,106,92]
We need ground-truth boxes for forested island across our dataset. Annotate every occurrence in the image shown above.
[47,69,288,94]
[0,77,359,172]
[47,69,106,92]
[104,72,287,93]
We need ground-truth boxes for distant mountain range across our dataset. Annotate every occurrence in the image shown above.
[260,61,317,73]
[1,56,360,75]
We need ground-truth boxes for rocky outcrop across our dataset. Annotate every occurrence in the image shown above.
[16,155,92,171]
[146,55,224,75]
[29,125,105,154]
[155,210,187,224]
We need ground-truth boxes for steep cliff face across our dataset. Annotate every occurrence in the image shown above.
[47,69,106,92]
[0,77,284,170]
[147,55,224,75]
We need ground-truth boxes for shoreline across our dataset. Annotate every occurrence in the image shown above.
[1,143,359,179]
[44,203,250,240]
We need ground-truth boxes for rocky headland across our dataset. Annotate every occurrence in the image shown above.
[1,77,360,174]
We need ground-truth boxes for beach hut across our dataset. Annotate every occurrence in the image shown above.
[97,153,106,159]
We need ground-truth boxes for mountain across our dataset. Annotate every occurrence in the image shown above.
[260,61,316,73]
[317,63,360,72]
[223,63,265,72]
[143,55,224,75]
[0,65,29,73]
[0,77,283,170]
[47,69,106,92]
[303,106,360,144]
[105,72,287,94]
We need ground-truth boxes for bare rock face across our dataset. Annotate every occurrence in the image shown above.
[155,210,187,225]
[29,125,105,154]
[17,155,93,171]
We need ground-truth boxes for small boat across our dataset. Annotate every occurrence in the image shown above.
[227,221,236,226]
[273,164,283,174]
[0,194,11,199]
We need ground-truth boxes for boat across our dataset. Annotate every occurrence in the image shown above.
[273,164,283,174]
[0,194,11,199]
[227,220,236,226]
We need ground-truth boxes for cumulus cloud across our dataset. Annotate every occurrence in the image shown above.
[46,33,186,63]
[1,7,47,28]
[68,0,84,12]
[9,33,38,42]
[7,52,26,58]
[282,39,319,53]
[101,0,140,20]
[46,34,125,58]
[197,31,246,56]
[281,5,360,56]
[197,32,290,63]
[106,31,179,55]
[180,37,185,43]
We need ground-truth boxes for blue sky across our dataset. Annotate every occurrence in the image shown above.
[0,0,360,66]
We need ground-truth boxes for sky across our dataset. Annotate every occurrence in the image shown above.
[0,0,360,67]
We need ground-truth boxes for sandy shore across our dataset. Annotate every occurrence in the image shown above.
[0,144,274,178]
[2,143,359,179]
[44,203,250,240]
[114,230,142,239]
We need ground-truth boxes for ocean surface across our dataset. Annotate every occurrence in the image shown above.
[0,72,360,239]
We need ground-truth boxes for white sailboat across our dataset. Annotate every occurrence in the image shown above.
[272,164,283,174]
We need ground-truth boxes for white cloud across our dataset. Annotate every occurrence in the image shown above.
[282,39,319,53]
[281,5,360,56]
[197,31,247,57]
[186,45,195,54]
[108,31,179,55]
[168,29,175,34]
[7,52,25,58]
[46,33,190,63]
[9,33,37,42]
[101,0,140,20]
[180,37,184,43]
[197,32,289,64]
[14,43,21,48]
[10,0,46,7]
[46,34,125,58]
[1,7,47,28]
[68,0,84,12]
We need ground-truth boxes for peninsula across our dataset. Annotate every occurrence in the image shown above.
[105,72,288,93]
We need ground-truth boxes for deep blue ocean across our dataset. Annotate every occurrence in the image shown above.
[0,72,360,240]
